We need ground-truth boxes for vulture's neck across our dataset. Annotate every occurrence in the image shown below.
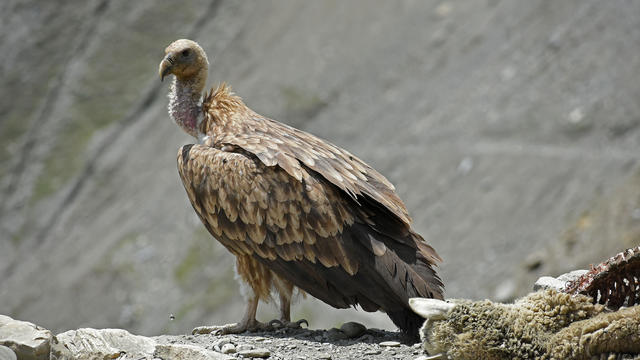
[168,76,205,139]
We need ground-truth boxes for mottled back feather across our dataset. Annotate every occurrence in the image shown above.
[200,84,412,226]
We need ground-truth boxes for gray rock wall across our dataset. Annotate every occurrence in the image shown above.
[1,0,639,335]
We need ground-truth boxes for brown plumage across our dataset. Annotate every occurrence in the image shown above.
[159,39,443,339]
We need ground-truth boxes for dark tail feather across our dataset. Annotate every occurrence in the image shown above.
[387,308,424,342]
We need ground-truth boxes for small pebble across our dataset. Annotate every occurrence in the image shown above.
[221,343,236,354]
[380,341,401,347]
[214,338,232,348]
[325,328,347,341]
[299,330,313,337]
[340,322,366,338]
[254,336,267,341]
[236,344,253,352]
[238,347,271,358]
[0,346,16,360]
[364,349,381,355]
[416,355,447,360]
[359,334,374,342]
[317,353,332,360]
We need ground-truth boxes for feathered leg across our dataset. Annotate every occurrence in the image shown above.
[191,257,306,334]
[193,255,271,335]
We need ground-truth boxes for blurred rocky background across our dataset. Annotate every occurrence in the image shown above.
[1,0,639,336]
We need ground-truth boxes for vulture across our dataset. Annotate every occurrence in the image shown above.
[159,39,443,340]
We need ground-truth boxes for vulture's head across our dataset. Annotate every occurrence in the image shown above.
[159,39,209,82]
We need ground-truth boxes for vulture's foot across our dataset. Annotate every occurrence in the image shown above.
[192,319,270,335]
[268,318,309,330]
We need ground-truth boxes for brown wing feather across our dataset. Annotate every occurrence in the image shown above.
[202,85,411,226]
[177,144,359,275]
[217,121,411,225]
[178,143,443,338]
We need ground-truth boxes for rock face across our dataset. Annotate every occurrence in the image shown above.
[0,315,53,360]
[0,345,17,360]
[154,343,233,360]
[55,328,157,360]
[1,0,640,336]
[0,314,237,360]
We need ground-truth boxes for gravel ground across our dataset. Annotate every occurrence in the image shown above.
[155,326,428,360]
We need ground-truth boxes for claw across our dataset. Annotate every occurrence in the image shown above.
[193,324,233,335]
[192,320,268,335]
[295,319,309,328]
[268,319,284,329]
[192,325,219,335]
[267,319,309,329]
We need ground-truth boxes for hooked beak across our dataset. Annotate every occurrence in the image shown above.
[159,55,174,81]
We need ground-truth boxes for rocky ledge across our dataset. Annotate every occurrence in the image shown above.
[0,315,427,360]
[3,253,639,360]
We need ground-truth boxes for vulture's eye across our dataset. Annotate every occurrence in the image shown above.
[181,49,190,57]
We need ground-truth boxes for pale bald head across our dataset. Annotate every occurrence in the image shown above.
[160,39,210,138]
[159,39,209,87]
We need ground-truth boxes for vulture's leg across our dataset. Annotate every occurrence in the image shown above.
[268,274,308,329]
[192,290,269,335]
[192,256,271,335]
